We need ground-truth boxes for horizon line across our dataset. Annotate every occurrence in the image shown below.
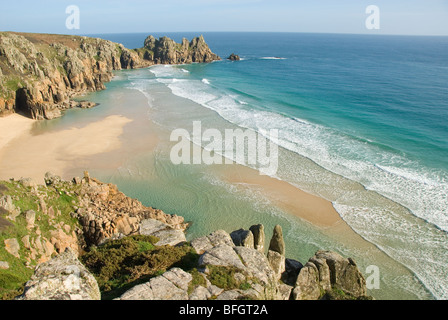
[2,30,448,38]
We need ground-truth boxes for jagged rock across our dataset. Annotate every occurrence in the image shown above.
[228,53,241,61]
[141,35,221,65]
[278,283,293,300]
[73,176,188,246]
[249,224,265,253]
[199,245,246,270]
[230,228,254,248]
[292,251,368,300]
[314,251,367,297]
[44,172,62,186]
[282,258,303,286]
[4,238,20,258]
[118,268,191,300]
[267,250,286,280]
[19,178,38,189]
[191,229,234,254]
[269,225,285,256]
[189,286,212,300]
[234,246,277,288]
[17,248,100,300]
[25,210,36,229]
[49,228,79,255]
[0,195,20,221]
[139,219,186,246]
[292,261,321,300]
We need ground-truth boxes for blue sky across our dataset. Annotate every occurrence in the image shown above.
[1,0,447,35]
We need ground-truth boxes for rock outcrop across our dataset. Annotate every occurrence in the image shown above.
[140,35,221,65]
[0,32,145,119]
[53,171,188,247]
[2,173,371,301]
[16,248,100,300]
[292,251,368,300]
[227,53,241,61]
[0,32,220,119]
[117,226,371,301]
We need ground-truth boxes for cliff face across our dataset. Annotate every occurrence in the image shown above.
[0,32,220,120]
[140,35,221,65]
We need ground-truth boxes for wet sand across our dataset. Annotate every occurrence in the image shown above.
[219,164,343,229]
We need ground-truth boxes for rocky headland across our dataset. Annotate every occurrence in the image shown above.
[0,32,220,120]
[0,173,372,301]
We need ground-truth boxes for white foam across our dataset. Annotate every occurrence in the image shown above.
[260,57,287,60]
[148,72,448,299]
[202,78,211,85]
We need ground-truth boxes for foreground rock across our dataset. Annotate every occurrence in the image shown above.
[3,173,371,301]
[139,219,186,246]
[70,171,188,246]
[292,251,369,300]
[16,248,100,300]
[117,225,372,301]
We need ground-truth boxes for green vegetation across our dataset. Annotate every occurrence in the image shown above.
[187,268,207,295]
[4,78,22,92]
[0,179,81,300]
[79,235,200,300]
[207,265,245,290]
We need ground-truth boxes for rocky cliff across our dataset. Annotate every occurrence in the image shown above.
[0,173,372,301]
[139,35,221,64]
[0,32,220,120]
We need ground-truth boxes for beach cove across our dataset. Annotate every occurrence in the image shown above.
[0,65,434,300]
[1,32,447,300]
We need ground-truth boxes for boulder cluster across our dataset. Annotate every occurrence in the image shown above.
[1,173,371,300]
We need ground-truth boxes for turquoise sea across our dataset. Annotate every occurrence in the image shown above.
[46,33,448,299]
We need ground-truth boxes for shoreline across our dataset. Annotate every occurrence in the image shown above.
[0,113,133,182]
[214,164,344,229]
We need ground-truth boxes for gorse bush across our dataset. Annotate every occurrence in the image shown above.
[80,235,200,300]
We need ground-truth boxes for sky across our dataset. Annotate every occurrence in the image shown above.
[0,0,447,36]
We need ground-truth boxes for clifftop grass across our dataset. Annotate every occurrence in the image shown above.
[0,179,81,300]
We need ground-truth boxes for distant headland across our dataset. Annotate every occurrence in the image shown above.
[0,32,221,120]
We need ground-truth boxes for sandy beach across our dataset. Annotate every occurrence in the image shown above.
[219,164,343,229]
[0,113,133,182]
[0,113,35,151]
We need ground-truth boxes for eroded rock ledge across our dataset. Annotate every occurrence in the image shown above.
[1,173,372,300]
[0,32,220,119]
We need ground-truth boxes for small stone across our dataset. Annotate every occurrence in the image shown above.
[4,238,20,258]
[25,210,36,228]
[0,261,9,270]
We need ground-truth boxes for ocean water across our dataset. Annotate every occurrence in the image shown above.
[79,32,448,299]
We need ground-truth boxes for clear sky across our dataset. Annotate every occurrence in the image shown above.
[1,0,447,36]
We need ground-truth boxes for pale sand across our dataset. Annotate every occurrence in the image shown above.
[0,113,36,150]
[215,164,345,229]
[0,115,133,182]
